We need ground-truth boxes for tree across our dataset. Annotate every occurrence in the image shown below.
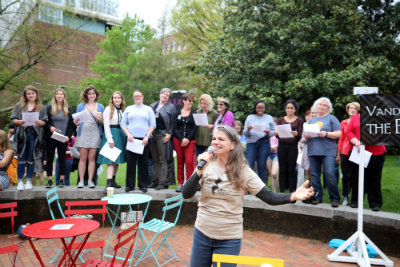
[0,0,104,109]
[83,15,153,100]
[170,0,224,55]
[83,15,184,105]
[199,0,400,121]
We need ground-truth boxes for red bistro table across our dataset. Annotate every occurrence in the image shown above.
[23,218,100,267]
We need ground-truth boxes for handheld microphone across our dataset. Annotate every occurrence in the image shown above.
[197,146,215,170]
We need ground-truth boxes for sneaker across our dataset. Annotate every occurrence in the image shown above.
[342,196,349,206]
[45,179,53,188]
[25,181,33,190]
[59,179,65,188]
[77,181,84,188]
[88,181,95,188]
[17,181,24,191]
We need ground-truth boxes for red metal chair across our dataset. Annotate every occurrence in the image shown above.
[81,222,140,267]
[64,200,108,258]
[0,202,19,267]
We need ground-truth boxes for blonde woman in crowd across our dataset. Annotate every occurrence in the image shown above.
[195,94,218,157]
[43,88,76,188]
[336,102,360,206]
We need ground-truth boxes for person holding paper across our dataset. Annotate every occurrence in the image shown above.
[173,93,198,192]
[182,125,314,267]
[346,113,386,211]
[195,94,218,157]
[43,88,76,188]
[305,97,341,207]
[150,88,177,190]
[274,99,304,192]
[97,91,127,194]
[336,102,360,206]
[121,90,155,193]
[10,85,47,191]
[243,100,275,183]
[213,97,235,128]
[74,85,104,188]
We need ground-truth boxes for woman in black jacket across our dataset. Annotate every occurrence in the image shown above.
[44,88,76,188]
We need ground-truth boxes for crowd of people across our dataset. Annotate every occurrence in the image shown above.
[2,85,387,211]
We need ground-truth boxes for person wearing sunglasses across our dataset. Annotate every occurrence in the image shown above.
[213,97,235,128]
[173,93,197,192]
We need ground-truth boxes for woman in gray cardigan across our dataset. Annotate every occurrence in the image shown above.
[149,88,177,190]
[10,85,47,190]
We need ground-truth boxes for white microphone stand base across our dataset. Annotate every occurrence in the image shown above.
[327,145,393,267]
[327,230,393,267]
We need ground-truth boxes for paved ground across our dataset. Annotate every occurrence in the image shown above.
[0,225,398,267]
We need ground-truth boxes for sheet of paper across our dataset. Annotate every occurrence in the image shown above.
[275,124,294,138]
[252,124,265,133]
[51,132,68,143]
[303,123,320,138]
[193,113,209,126]
[126,139,144,155]
[72,110,92,123]
[349,146,372,168]
[68,146,80,158]
[22,112,39,126]
[99,143,122,162]
[50,224,74,230]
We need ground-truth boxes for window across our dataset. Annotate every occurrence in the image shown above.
[39,5,62,25]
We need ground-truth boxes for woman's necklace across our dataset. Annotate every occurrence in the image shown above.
[86,103,96,113]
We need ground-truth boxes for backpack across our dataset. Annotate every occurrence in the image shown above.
[6,157,18,184]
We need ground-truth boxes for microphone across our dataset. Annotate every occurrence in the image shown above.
[197,146,215,170]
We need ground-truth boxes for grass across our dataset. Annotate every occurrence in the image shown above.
[57,155,400,213]
[319,155,400,213]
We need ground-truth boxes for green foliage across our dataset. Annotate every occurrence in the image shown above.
[82,15,153,103]
[170,0,224,54]
[199,0,400,122]
[83,15,185,105]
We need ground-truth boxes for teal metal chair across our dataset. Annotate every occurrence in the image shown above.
[45,188,88,264]
[46,187,66,220]
[134,194,183,267]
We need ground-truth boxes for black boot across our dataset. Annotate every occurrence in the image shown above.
[103,179,113,195]
[112,176,121,188]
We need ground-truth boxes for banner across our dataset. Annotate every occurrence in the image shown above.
[170,90,186,111]
[360,93,400,145]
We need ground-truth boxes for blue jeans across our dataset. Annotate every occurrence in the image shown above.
[191,228,241,267]
[245,138,270,183]
[17,128,36,181]
[309,155,340,203]
[55,158,73,186]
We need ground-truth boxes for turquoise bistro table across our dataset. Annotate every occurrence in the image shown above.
[101,193,152,266]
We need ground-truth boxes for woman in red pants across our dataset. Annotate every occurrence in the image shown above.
[173,93,197,192]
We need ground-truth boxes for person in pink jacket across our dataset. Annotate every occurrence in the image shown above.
[213,97,235,128]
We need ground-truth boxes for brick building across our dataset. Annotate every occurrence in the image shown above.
[0,0,122,127]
